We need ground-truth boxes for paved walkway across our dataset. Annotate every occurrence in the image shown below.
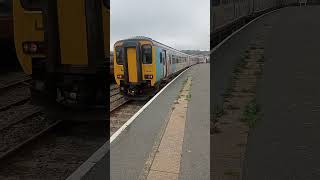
[179,64,210,180]
[242,6,320,180]
[211,6,281,179]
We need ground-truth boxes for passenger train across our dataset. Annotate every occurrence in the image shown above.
[113,36,205,99]
[211,0,298,47]
[13,0,109,114]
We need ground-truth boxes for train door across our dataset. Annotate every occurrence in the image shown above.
[159,50,164,79]
[126,47,138,83]
[163,50,167,77]
[122,42,143,84]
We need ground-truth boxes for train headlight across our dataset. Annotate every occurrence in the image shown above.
[117,74,124,79]
[69,92,77,100]
[144,74,153,79]
[22,41,46,54]
[30,43,38,53]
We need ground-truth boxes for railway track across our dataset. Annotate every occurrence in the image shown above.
[0,120,106,180]
[0,72,31,111]
[110,83,129,112]
[0,71,59,163]
[110,100,147,136]
[0,78,110,179]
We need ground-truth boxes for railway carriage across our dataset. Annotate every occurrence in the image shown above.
[13,0,109,112]
[114,36,201,99]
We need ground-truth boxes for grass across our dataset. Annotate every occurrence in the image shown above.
[226,104,240,110]
[179,79,188,94]
[224,169,240,177]
[233,66,242,75]
[240,99,261,128]
[223,86,234,98]
[185,93,192,101]
[213,105,225,119]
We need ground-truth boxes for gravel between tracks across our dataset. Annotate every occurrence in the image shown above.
[0,120,106,180]
[0,83,30,109]
[110,101,147,136]
[0,109,55,158]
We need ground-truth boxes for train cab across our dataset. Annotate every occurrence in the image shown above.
[114,37,157,98]
[114,36,200,99]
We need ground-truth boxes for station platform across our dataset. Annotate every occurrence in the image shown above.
[242,5,320,180]
[212,5,320,180]
[110,63,210,180]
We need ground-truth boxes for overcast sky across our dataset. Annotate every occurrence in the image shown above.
[110,0,210,51]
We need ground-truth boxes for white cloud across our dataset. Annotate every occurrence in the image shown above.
[110,0,210,51]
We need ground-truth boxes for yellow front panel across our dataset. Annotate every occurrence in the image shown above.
[13,0,44,75]
[127,48,138,83]
[57,0,88,65]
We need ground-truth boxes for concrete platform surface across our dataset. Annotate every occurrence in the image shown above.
[242,6,320,180]
[179,64,210,180]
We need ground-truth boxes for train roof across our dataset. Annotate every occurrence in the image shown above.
[114,36,204,58]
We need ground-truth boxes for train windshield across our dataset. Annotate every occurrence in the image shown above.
[103,0,110,9]
[0,0,12,14]
[142,45,152,64]
[115,47,123,65]
[20,0,45,10]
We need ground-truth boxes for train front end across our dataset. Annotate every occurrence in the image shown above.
[13,0,109,121]
[114,38,158,99]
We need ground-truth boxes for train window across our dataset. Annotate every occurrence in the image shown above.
[142,45,152,64]
[0,0,12,13]
[160,52,162,64]
[103,0,110,9]
[20,0,45,10]
[115,47,123,65]
[212,0,220,6]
